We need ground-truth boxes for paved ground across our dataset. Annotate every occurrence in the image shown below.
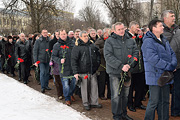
[2,70,180,120]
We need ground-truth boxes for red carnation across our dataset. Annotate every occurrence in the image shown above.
[133,57,138,61]
[8,55,11,58]
[132,36,136,39]
[66,46,69,49]
[84,75,88,79]
[19,58,24,63]
[127,55,132,58]
[60,45,65,49]
[46,49,49,52]
[36,61,40,64]
[139,35,143,39]
[51,50,53,53]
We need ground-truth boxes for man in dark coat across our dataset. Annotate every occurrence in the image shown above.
[52,29,76,106]
[33,29,51,93]
[15,33,31,84]
[0,36,8,73]
[71,31,101,111]
[95,28,111,100]
[126,21,146,112]
[161,10,180,117]
[104,22,139,120]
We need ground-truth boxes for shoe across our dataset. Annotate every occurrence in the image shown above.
[38,82,41,85]
[122,115,133,120]
[100,97,107,100]
[135,105,146,110]
[91,104,102,108]
[65,101,71,106]
[58,96,63,100]
[84,106,91,111]
[24,81,27,84]
[128,106,136,112]
[71,96,76,102]
[45,87,52,90]
[41,89,45,93]
[18,78,21,81]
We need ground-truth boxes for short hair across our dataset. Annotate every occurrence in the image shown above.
[142,25,148,32]
[129,21,139,28]
[19,33,25,37]
[161,10,175,21]
[103,28,111,35]
[89,29,96,34]
[148,19,162,32]
[75,29,81,33]
[87,27,93,30]
[41,29,48,33]
[97,29,102,32]
[68,31,74,35]
[79,31,87,37]
[59,29,66,33]
[111,24,115,30]
[114,22,124,30]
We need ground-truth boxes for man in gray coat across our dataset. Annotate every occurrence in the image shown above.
[162,10,180,117]
[104,22,138,120]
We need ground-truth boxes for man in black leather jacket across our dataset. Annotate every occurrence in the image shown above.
[15,33,31,84]
[71,31,101,111]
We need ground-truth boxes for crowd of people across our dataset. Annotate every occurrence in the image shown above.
[0,10,180,120]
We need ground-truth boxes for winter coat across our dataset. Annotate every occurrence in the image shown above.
[0,39,7,56]
[104,32,139,77]
[5,42,16,66]
[88,34,100,43]
[15,39,31,62]
[95,37,106,71]
[33,36,50,63]
[126,31,145,73]
[163,23,180,69]
[71,39,101,75]
[141,31,177,85]
[52,37,74,77]
[49,36,58,56]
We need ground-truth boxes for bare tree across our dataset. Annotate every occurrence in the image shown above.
[78,0,105,29]
[3,0,58,33]
[101,0,143,26]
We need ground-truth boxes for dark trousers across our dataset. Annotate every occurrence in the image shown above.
[128,72,145,107]
[18,65,21,79]
[0,55,5,72]
[54,75,63,97]
[98,71,111,98]
[171,68,180,116]
[20,62,30,82]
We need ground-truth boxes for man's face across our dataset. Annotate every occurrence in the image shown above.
[9,39,13,43]
[60,30,67,41]
[80,33,88,43]
[97,30,103,36]
[41,30,48,37]
[68,32,74,38]
[164,13,175,27]
[114,24,125,36]
[90,31,96,38]
[20,34,25,41]
[55,32,60,39]
[131,24,140,34]
[153,22,164,35]
[74,32,80,39]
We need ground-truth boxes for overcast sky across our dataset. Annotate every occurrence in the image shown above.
[0,0,109,23]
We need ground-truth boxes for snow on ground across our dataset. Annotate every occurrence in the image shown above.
[0,73,90,120]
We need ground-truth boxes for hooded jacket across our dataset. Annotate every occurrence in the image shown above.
[141,31,177,85]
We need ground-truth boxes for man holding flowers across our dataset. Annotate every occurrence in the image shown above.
[104,22,138,120]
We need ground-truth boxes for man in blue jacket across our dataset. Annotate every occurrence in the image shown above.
[142,19,177,120]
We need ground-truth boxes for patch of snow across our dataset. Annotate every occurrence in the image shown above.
[0,73,90,120]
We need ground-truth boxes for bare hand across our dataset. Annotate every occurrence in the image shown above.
[122,64,130,72]
[17,61,20,64]
[61,58,65,64]
[173,69,177,72]
[34,63,38,67]
[74,74,79,80]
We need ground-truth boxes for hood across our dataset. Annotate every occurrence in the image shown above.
[143,31,167,46]
[163,23,179,31]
